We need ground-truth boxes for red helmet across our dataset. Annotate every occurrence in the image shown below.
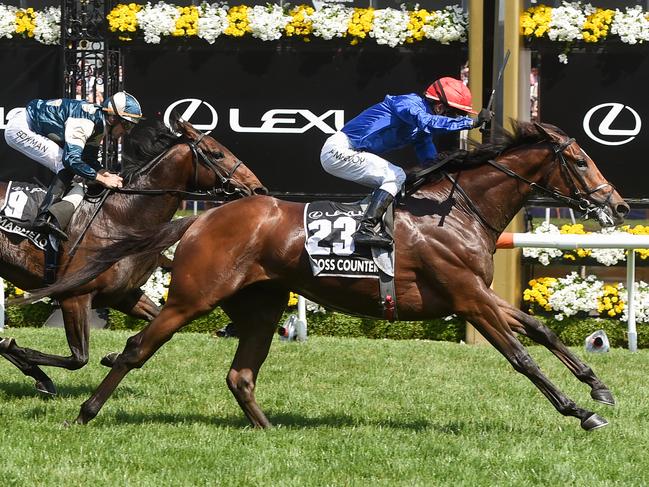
[425,77,477,114]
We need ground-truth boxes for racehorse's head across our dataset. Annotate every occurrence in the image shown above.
[175,119,268,197]
[534,123,629,227]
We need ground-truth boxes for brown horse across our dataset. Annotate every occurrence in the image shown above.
[36,122,630,430]
[0,119,266,395]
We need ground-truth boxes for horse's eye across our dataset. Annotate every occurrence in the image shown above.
[575,159,587,168]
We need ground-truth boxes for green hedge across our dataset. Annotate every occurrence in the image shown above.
[4,305,645,348]
[105,307,466,342]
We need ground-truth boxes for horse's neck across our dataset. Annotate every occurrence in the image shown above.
[416,150,548,237]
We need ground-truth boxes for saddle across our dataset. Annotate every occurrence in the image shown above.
[0,181,82,283]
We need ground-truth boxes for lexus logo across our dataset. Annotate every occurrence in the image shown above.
[163,98,218,132]
[583,103,642,146]
[164,98,344,134]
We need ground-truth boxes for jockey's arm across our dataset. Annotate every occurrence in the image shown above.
[63,118,101,180]
[391,96,474,133]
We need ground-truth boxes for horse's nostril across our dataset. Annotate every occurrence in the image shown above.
[254,186,269,195]
[617,203,630,217]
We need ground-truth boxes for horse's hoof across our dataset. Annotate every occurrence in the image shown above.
[581,413,609,431]
[35,380,57,397]
[100,352,120,368]
[591,388,616,406]
[0,337,16,352]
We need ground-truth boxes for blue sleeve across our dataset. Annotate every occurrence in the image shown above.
[390,96,474,133]
[63,144,99,180]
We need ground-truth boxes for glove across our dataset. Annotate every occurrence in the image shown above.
[473,108,493,129]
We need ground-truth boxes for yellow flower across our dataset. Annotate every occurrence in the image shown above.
[15,8,37,37]
[225,5,250,37]
[347,8,374,44]
[520,5,552,39]
[106,3,141,37]
[582,8,614,43]
[406,9,431,43]
[288,292,299,307]
[285,5,314,39]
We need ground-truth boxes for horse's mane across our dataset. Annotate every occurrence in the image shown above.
[120,119,184,178]
[442,120,565,170]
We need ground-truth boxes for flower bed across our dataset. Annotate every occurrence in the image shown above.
[521,2,649,62]
[0,4,59,44]
[522,222,649,266]
[104,2,467,47]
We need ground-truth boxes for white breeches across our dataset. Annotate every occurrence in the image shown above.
[4,108,65,174]
[320,131,406,197]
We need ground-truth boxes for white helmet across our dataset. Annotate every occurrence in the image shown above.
[103,91,143,124]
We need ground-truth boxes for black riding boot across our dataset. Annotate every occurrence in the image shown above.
[32,172,72,241]
[353,189,394,249]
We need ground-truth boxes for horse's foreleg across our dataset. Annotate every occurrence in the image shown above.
[6,295,91,370]
[100,290,162,368]
[459,286,607,431]
[221,286,288,428]
[76,300,209,424]
[499,299,614,406]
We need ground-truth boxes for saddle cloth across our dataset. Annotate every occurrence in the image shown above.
[304,199,394,278]
[0,181,48,250]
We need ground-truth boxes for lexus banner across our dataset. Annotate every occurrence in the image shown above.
[0,47,62,184]
[540,48,648,200]
[125,43,465,197]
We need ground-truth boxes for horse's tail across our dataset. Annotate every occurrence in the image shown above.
[11,215,198,305]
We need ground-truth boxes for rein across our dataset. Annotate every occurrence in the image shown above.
[438,136,615,235]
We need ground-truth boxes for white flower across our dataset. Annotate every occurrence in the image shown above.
[423,5,467,44]
[369,8,409,47]
[558,53,568,64]
[611,6,649,44]
[621,281,649,324]
[0,5,17,39]
[309,4,352,40]
[197,3,229,44]
[547,1,587,42]
[247,4,290,41]
[34,6,60,45]
[522,222,564,265]
[549,272,603,320]
[137,2,179,44]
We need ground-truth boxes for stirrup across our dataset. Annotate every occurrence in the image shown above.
[32,216,69,241]
[353,229,393,249]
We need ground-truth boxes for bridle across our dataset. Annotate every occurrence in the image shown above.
[115,131,251,199]
[186,131,247,197]
[446,135,616,234]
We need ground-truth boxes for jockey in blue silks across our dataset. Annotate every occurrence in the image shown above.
[320,77,492,249]
[4,91,143,240]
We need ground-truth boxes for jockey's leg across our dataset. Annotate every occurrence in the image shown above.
[4,108,64,173]
[48,183,84,233]
[32,169,74,241]
[320,131,405,249]
[352,189,394,248]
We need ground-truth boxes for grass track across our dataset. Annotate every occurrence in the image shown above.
[0,328,648,486]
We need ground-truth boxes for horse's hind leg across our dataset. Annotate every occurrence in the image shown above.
[457,281,607,431]
[497,297,614,406]
[0,338,56,395]
[100,290,162,368]
[220,284,289,428]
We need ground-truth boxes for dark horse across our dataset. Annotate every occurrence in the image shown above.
[0,119,266,395]
[35,122,630,430]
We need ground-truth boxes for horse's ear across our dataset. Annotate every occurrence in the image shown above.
[533,122,551,139]
[176,119,201,140]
